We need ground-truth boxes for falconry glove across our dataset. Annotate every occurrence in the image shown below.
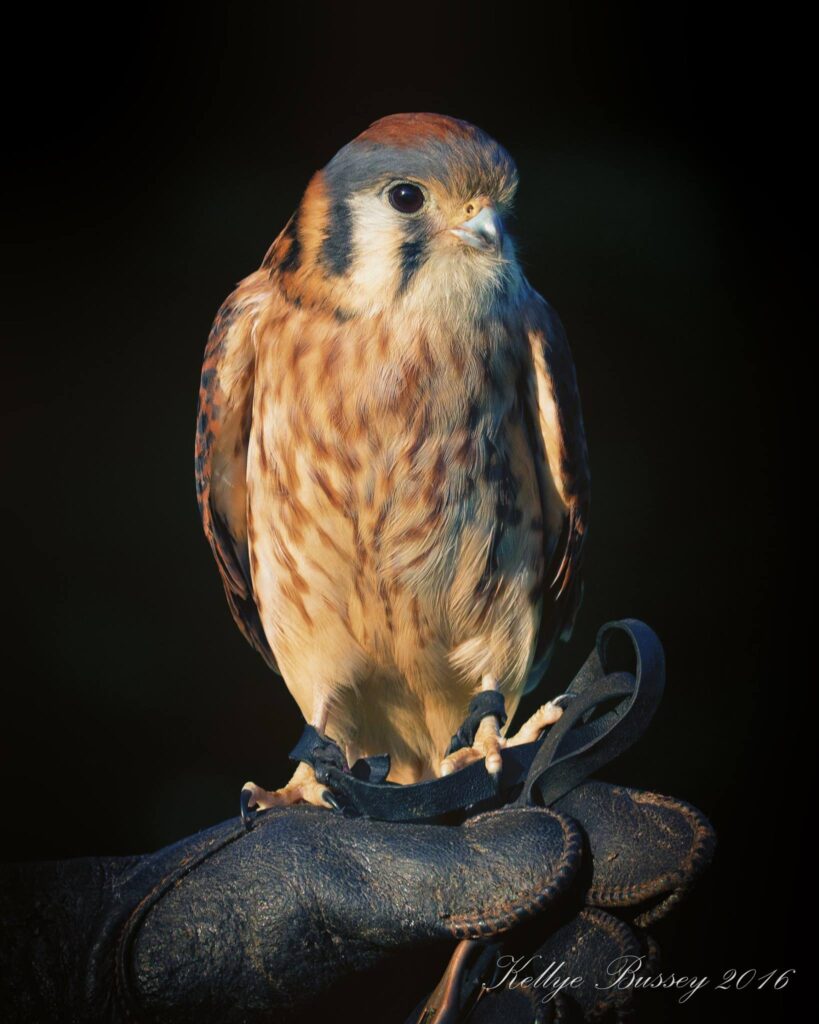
[0,620,715,1023]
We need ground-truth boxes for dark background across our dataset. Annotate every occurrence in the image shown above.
[1,3,810,1021]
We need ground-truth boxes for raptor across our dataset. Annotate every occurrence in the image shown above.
[195,113,590,807]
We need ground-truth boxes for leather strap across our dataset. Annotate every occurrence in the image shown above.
[289,723,389,784]
[446,690,508,755]
[251,619,664,825]
[518,619,665,807]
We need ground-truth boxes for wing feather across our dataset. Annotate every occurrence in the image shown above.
[523,289,591,666]
[195,273,279,672]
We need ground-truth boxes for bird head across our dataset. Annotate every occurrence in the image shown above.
[266,113,523,321]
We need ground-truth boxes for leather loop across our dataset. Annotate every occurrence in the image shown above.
[446,690,508,755]
[289,723,393,787]
[518,618,665,807]
[350,752,391,784]
[289,724,349,784]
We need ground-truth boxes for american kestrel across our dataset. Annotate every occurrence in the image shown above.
[195,113,590,808]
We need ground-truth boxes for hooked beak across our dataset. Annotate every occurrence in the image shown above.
[449,206,505,254]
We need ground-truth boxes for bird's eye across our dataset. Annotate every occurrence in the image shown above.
[388,183,425,214]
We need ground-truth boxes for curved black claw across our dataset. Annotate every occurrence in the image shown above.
[322,789,342,812]
[240,787,258,832]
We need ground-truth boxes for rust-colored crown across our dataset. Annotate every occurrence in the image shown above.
[355,112,478,148]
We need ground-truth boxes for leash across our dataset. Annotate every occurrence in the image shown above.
[241,619,664,829]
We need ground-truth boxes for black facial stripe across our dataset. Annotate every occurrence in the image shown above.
[317,129,517,283]
[321,195,354,276]
[398,233,429,294]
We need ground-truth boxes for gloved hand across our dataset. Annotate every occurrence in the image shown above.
[0,620,715,1023]
[0,779,714,1023]
[414,781,715,1023]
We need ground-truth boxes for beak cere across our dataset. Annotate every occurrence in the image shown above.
[450,206,505,253]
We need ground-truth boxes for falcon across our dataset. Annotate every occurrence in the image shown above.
[195,113,590,808]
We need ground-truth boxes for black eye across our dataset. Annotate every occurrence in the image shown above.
[388,183,425,214]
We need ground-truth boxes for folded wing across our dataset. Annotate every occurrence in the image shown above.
[522,290,591,670]
[195,272,279,672]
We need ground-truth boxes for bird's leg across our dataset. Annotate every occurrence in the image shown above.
[439,673,506,777]
[439,676,565,778]
[242,699,336,810]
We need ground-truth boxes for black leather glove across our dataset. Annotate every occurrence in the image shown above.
[0,781,713,1023]
[0,621,715,1023]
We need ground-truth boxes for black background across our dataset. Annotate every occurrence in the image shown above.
[1,3,810,1021]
